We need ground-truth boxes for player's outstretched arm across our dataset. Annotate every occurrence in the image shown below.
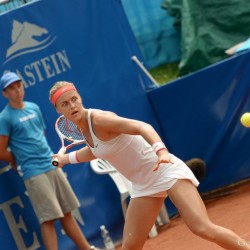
[52,146,95,168]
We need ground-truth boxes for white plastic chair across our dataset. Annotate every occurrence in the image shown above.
[90,158,170,238]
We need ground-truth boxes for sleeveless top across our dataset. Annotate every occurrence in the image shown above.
[86,109,199,197]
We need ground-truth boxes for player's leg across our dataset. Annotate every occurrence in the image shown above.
[168,179,250,250]
[122,196,165,250]
[60,212,91,250]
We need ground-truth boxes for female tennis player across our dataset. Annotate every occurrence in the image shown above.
[49,81,250,250]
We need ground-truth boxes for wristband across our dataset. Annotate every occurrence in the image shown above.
[152,142,167,154]
[155,147,167,154]
[69,151,80,164]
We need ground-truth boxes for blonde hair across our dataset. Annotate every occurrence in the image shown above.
[49,81,75,102]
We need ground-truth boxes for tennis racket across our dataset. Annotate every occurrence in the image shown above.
[52,115,85,166]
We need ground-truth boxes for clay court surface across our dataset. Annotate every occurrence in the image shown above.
[116,179,250,250]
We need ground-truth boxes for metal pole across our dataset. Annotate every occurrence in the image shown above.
[131,55,159,87]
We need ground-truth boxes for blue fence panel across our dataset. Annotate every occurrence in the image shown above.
[148,51,250,193]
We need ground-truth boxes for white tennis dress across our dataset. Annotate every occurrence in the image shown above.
[87,109,199,198]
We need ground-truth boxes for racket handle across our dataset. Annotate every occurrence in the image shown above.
[52,147,67,167]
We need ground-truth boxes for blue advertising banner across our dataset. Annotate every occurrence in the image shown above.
[0,0,158,249]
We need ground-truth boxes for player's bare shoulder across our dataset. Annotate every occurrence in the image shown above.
[91,109,118,125]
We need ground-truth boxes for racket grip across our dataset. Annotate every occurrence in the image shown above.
[52,147,66,167]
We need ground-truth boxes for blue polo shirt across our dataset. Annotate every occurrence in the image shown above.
[0,101,55,180]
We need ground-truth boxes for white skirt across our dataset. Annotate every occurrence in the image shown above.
[131,154,200,198]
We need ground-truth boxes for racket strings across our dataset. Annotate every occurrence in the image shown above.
[58,118,84,141]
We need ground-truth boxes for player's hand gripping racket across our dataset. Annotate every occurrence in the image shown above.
[52,115,85,166]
